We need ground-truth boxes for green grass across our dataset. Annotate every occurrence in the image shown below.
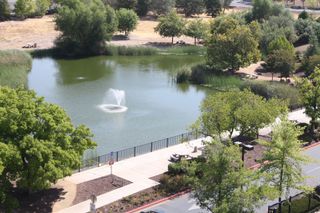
[158,46,206,55]
[104,45,158,56]
[205,75,244,90]
[0,50,32,88]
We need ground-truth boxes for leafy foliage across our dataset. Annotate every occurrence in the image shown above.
[55,0,118,56]
[176,0,205,17]
[296,67,320,133]
[0,0,10,21]
[115,0,137,9]
[259,116,311,211]
[116,8,139,36]
[195,90,286,139]
[135,0,152,16]
[184,19,208,45]
[204,0,221,17]
[0,87,96,209]
[154,11,185,44]
[14,0,36,18]
[150,0,175,15]
[191,140,269,213]
[207,17,260,71]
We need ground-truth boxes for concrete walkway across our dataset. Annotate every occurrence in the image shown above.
[55,109,310,213]
[55,138,205,213]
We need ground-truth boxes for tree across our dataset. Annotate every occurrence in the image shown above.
[251,0,272,21]
[259,117,310,212]
[0,87,96,208]
[34,0,50,16]
[204,0,221,17]
[14,0,36,18]
[135,0,152,16]
[154,10,185,44]
[116,8,139,36]
[296,67,320,133]
[0,0,10,21]
[184,19,208,45]
[176,0,204,17]
[150,0,175,15]
[116,0,137,9]
[191,140,268,212]
[207,18,260,71]
[55,0,118,56]
[195,90,285,140]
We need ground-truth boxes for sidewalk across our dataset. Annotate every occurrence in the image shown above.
[55,138,205,213]
[55,109,310,213]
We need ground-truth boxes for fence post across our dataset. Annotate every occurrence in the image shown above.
[288,196,292,213]
[98,156,100,166]
[166,138,169,147]
[151,142,153,152]
[134,146,136,157]
[116,151,119,162]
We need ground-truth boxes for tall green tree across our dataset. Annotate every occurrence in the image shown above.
[259,117,310,212]
[184,19,208,45]
[0,87,96,208]
[14,0,36,18]
[135,0,152,16]
[296,67,320,133]
[34,0,50,16]
[176,0,204,17]
[195,90,285,140]
[0,0,10,21]
[150,0,175,15]
[154,10,185,44]
[191,140,269,213]
[204,0,221,17]
[55,0,118,56]
[207,17,260,71]
[116,8,138,36]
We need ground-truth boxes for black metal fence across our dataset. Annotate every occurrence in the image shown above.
[78,131,203,172]
[268,189,320,213]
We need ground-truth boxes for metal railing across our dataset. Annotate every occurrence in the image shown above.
[268,188,320,213]
[78,131,203,172]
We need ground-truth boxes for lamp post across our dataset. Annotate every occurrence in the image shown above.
[234,141,254,166]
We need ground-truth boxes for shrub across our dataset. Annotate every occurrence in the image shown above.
[176,66,191,83]
[190,64,208,84]
[241,81,301,109]
[135,0,151,16]
[104,45,157,56]
[116,8,139,36]
[0,0,10,21]
[298,10,309,19]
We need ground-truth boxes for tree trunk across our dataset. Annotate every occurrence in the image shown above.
[272,72,274,81]
[172,37,174,44]
[194,37,197,46]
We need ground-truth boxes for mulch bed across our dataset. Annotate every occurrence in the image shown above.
[97,186,168,213]
[72,175,131,205]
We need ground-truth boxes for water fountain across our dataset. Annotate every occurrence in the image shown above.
[98,89,128,113]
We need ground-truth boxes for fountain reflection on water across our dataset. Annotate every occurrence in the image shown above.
[98,89,128,113]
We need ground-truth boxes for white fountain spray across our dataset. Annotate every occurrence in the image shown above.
[98,88,128,113]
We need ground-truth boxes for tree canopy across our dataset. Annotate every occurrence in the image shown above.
[204,0,221,17]
[259,116,310,212]
[195,90,286,140]
[55,0,118,56]
[154,11,185,44]
[184,19,208,45]
[116,8,139,36]
[176,0,205,17]
[0,0,10,21]
[0,87,96,210]
[207,17,260,71]
[191,140,268,212]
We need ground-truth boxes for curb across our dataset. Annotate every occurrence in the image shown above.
[126,190,190,213]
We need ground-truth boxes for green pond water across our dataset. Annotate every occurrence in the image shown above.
[28,55,207,156]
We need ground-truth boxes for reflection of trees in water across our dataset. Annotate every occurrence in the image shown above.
[54,57,115,85]
[110,55,204,74]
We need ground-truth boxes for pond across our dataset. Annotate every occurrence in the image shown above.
[28,55,206,156]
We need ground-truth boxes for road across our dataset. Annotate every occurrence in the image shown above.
[141,144,320,213]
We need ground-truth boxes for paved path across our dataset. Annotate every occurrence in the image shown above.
[55,138,205,213]
[142,144,320,213]
[56,109,310,213]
